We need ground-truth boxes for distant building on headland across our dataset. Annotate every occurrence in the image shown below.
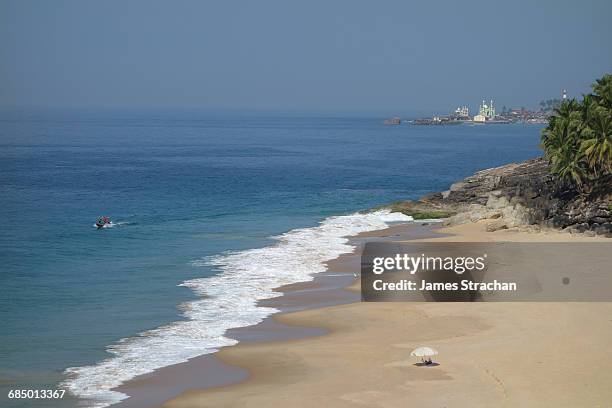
[473,99,496,122]
[409,95,553,126]
[383,117,401,125]
[454,106,470,119]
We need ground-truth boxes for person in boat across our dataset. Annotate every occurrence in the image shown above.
[96,216,111,228]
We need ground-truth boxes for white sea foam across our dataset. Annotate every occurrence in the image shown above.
[62,210,412,407]
[91,221,130,229]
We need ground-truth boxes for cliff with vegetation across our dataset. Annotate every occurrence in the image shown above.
[385,74,611,237]
[386,157,611,236]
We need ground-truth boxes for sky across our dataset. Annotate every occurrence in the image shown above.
[1,0,611,116]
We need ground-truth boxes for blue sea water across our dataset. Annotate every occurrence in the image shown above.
[0,111,543,407]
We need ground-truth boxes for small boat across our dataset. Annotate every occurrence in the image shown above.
[95,216,112,229]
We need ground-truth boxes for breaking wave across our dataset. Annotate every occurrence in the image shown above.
[62,210,412,407]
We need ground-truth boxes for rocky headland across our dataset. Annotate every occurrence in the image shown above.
[385,157,612,237]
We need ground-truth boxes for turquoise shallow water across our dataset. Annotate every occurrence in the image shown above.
[0,112,543,407]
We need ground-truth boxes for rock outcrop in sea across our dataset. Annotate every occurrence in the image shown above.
[387,157,612,237]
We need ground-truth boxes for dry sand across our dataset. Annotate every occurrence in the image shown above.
[162,221,612,408]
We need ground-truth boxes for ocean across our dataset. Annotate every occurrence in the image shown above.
[0,111,544,408]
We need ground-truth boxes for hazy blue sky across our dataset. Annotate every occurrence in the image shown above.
[1,0,610,115]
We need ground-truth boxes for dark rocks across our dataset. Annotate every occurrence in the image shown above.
[549,214,572,228]
[593,223,612,236]
[575,223,590,233]
[420,192,444,202]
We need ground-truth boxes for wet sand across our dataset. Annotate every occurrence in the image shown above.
[157,220,612,408]
[113,221,439,408]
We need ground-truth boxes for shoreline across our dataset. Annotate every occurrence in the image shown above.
[110,219,441,408]
[104,154,612,408]
[63,210,412,407]
[159,221,611,408]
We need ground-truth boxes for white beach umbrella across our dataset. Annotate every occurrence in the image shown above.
[410,346,438,363]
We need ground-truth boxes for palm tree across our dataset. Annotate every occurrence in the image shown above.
[541,99,585,187]
[580,105,611,176]
[556,153,588,187]
[541,73,612,190]
[592,74,611,109]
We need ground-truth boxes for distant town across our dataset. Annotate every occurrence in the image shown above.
[384,91,567,125]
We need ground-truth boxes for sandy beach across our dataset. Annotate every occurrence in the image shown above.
[4,4,610,408]
[151,221,612,408]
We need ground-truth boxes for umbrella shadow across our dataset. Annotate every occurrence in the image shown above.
[414,362,440,367]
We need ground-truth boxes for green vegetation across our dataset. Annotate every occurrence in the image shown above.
[539,98,562,112]
[382,203,454,219]
[541,74,611,189]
